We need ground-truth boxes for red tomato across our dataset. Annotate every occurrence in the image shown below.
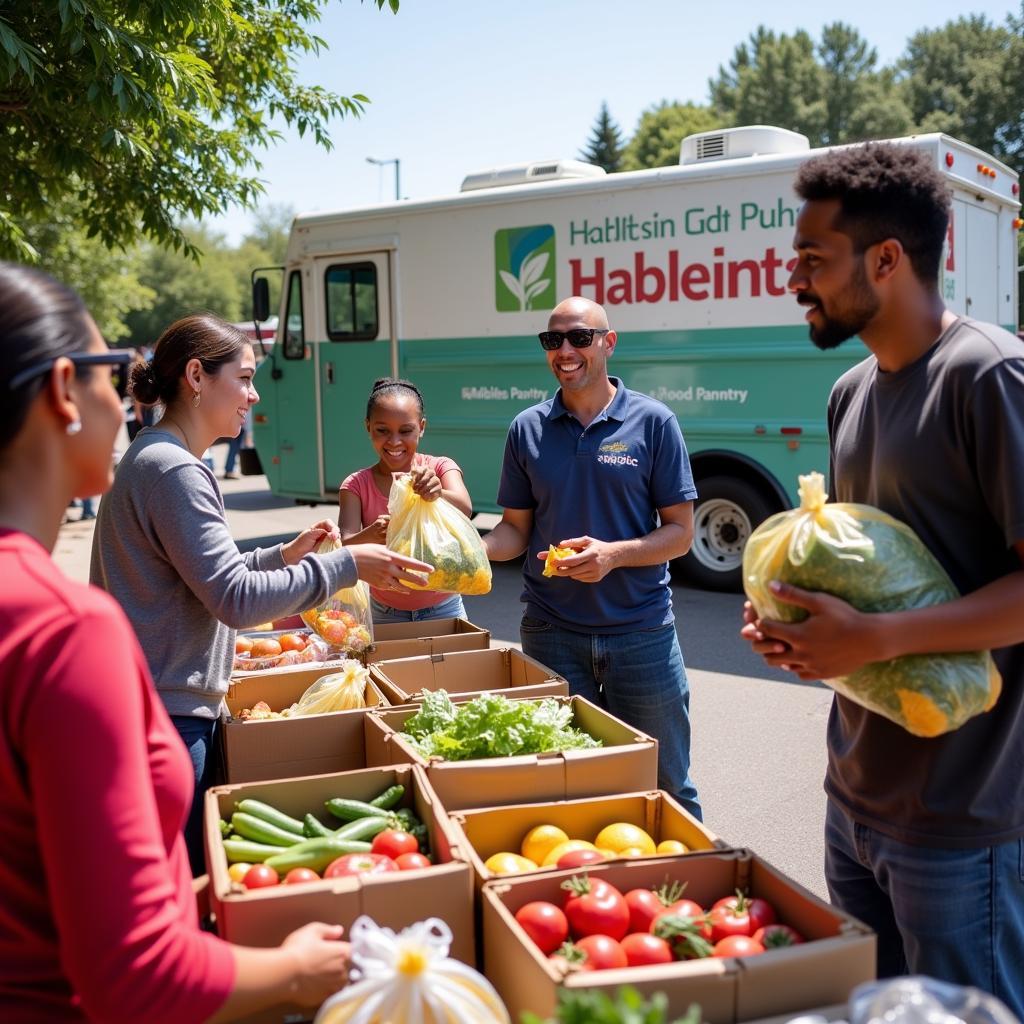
[708,891,776,941]
[621,932,674,966]
[242,864,279,889]
[282,867,320,884]
[561,876,629,941]
[713,934,765,958]
[514,901,570,955]
[625,889,665,933]
[560,874,618,910]
[575,934,628,971]
[557,848,606,870]
[371,829,420,859]
[651,910,714,960]
[324,853,399,878]
[394,852,432,871]
[752,923,804,948]
[746,898,777,932]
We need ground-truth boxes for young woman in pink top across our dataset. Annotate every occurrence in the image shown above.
[339,377,474,623]
[0,263,349,1023]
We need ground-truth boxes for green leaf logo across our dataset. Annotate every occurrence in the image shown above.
[494,224,556,312]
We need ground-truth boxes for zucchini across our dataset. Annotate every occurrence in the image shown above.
[369,784,405,810]
[236,798,305,837]
[231,811,305,847]
[222,838,283,863]
[303,813,334,839]
[264,836,374,875]
[325,796,387,822]
[332,815,392,842]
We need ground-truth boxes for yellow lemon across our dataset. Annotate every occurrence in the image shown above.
[541,839,597,867]
[656,839,689,855]
[227,862,253,883]
[618,846,647,858]
[596,847,618,859]
[593,822,657,855]
[484,852,538,875]
[520,824,570,866]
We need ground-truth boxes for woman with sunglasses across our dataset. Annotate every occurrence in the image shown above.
[89,313,431,875]
[0,262,352,1022]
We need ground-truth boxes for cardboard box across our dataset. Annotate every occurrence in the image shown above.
[481,850,875,1023]
[436,790,722,889]
[361,617,490,663]
[369,647,567,706]
[222,666,389,783]
[363,695,659,812]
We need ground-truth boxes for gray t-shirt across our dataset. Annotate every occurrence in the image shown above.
[825,317,1024,846]
[90,429,357,719]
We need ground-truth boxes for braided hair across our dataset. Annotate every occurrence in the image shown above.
[365,377,425,420]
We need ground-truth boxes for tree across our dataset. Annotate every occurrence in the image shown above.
[580,102,625,173]
[0,0,399,261]
[622,101,725,170]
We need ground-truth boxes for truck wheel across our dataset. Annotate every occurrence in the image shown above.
[674,476,778,592]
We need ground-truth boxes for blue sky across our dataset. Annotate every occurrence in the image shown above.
[209,0,1019,244]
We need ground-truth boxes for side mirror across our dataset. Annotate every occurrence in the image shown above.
[252,277,270,323]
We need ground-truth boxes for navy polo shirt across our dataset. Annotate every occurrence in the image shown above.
[496,377,697,633]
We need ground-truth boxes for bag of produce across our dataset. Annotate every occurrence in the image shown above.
[385,473,492,595]
[291,660,369,716]
[300,536,374,653]
[742,472,1001,737]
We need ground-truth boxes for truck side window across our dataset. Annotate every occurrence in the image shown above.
[283,270,305,360]
[325,262,378,341]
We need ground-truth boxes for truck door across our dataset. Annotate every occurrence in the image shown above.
[964,204,999,323]
[315,253,394,499]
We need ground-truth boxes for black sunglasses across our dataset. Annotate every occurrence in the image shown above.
[538,328,609,351]
[9,350,137,398]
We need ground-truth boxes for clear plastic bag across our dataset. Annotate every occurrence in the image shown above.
[290,660,369,716]
[299,536,374,653]
[232,632,330,672]
[743,472,1001,737]
[385,473,492,595]
[849,976,1019,1024]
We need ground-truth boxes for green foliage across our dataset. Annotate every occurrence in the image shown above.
[621,102,725,170]
[521,986,701,1024]
[0,0,398,262]
[580,102,625,173]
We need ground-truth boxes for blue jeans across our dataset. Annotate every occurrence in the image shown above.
[825,799,1024,1016]
[520,616,701,821]
[371,592,466,624]
[223,433,243,474]
[171,716,221,877]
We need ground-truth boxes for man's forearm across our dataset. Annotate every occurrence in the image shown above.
[483,521,529,561]
[606,522,692,569]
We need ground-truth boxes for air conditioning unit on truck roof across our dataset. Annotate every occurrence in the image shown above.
[460,158,606,192]
[681,125,810,164]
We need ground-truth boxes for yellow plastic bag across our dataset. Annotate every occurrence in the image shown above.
[299,536,374,653]
[385,474,492,595]
[743,472,1001,737]
[290,660,369,716]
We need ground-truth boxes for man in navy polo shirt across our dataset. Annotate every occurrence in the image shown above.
[483,295,701,819]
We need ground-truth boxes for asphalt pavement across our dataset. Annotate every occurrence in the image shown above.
[54,451,833,901]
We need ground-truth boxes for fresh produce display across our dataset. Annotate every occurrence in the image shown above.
[237,660,371,721]
[522,986,700,1024]
[398,690,601,761]
[299,536,374,651]
[314,915,510,1024]
[743,471,1001,737]
[542,545,576,578]
[233,630,331,671]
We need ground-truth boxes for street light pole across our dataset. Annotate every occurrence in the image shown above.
[367,156,400,200]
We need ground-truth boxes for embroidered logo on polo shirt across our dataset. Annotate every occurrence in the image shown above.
[597,441,638,467]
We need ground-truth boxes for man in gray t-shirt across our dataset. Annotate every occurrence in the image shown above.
[742,143,1024,1014]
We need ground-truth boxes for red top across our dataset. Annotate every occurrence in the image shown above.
[341,454,461,610]
[0,529,235,1022]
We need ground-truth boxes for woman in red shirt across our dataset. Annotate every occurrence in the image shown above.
[0,262,348,1022]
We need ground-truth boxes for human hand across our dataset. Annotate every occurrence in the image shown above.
[349,544,434,591]
[368,514,390,544]
[280,922,350,1007]
[283,519,341,565]
[535,535,618,583]
[409,463,442,501]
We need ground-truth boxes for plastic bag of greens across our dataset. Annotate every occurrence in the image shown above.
[290,660,369,716]
[299,536,374,653]
[743,472,1001,737]
[385,473,491,595]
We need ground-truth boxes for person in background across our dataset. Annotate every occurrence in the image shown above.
[339,376,473,624]
[91,316,430,873]
[741,143,1024,1012]
[222,406,253,480]
[483,296,702,820]
[0,262,350,1023]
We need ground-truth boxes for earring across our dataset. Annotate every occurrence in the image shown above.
[192,390,201,408]
[66,419,82,436]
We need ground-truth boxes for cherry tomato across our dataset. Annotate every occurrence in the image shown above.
[242,864,279,889]
[752,923,804,948]
[394,852,432,871]
[371,829,420,859]
[713,934,765,958]
[323,853,399,878]
[283,867,320,884]
[514,901,570,955]
[575,934,628,971]
[556,848,606,870]
[621,932,674,966]
[561,876,629,941]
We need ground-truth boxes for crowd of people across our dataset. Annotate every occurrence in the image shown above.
[0,141,1021,1021]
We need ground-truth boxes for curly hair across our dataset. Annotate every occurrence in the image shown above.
[794,142,951,285]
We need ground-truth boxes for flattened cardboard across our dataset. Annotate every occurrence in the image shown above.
[361,618,490,664]
[481,850,875,1023]
[222,667,388,783]
[363,695,658,811]
[436,790,722,890]
[368,647,567,706]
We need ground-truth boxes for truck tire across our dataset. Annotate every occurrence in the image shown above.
[674,476,778,593]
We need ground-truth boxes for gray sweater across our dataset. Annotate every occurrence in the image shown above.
[89,429,357,718]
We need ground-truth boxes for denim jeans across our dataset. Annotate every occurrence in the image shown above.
[825,799,1024,1016]
[371,592,466,625]
[170,715,221,877]
[520,616,701,821]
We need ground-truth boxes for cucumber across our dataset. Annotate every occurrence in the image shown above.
[222,838,283,863]
[332,815,392,842]
[303,813,334,839]
[369,784,405,810]
[231,811,306,847]
[236,798,305,837]
[325,796,387,822]
[264,836,374,875]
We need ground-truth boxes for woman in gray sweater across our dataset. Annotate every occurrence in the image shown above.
[90,313,430,872]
